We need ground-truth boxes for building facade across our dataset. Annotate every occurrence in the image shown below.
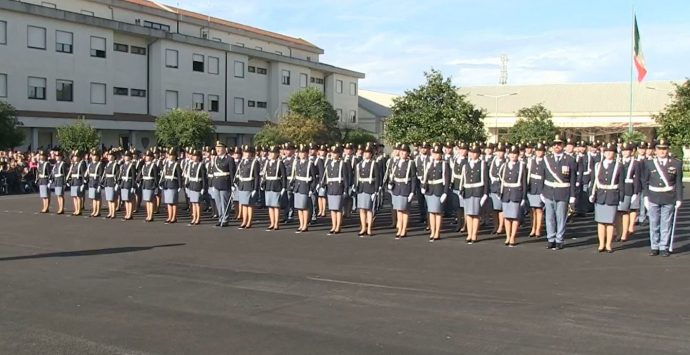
[0,0,364,150]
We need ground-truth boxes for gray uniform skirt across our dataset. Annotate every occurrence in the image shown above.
[237,190,253,205]
[425,195,443,214]
[391,194,409,211]
[265,191,281,208]
[53,186,64,196]
[294,193,309,210]
[318,187,327,197]
[120,188,131,202]
[188,190,201,203]
[595,203,617,224]
[142,189,154,202]
[70,185,82,197]
[463,196,481,216]
[357,192,374,210]
[617,195,631,212]
[88,187,101,200]
[39,185,49,198]
[527,194,543,208]
[502,201,521,219]
[328,195,343,211]
[163,188,178,204]
[105,187,115,201]
[629,194,640,210]
[490,192,502,211]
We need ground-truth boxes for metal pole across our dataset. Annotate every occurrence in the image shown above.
[628,7,635,133]
[495,96,499,143]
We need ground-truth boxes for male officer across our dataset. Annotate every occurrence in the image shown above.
[642,138,683,256]
[541,135,577,250]
[211,141,236,227]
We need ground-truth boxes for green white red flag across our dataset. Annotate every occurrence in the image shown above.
[633,15,647,82]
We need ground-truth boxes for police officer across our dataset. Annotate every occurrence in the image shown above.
[642,138,683,257]
[186,149,206,226]
[50,149,68,215]
[542,135,577,250]
[315,144,328,218]
[86,149,104,217]
[67,150,87,216]
[102,149,120,219]
[324,145,351,235]
[450,142,468,233]
[291,144,317,233]
[462,143,489,244]
[211,141,235,227]
[118,150,137,220]
[36,150,51,213]
[139,150,159,222]
[500,145,528,247]
[389,144,416,239]
[262,145,288,231]
[589,143,624,253]
[354,143,380,237]
[617,142,641,242]
[423,144,451,242]
[527,142,547,238]
[236,145,261,229]
[160,148,182,224]
[488,142,506,234]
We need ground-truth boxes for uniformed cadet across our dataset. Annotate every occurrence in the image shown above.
[236,145,261,229]
[118,150,137,220]
[315,145,328,218]
[500,145,528,247]
[67,150,87,216]
[255,146,267,210]
[527,142,547,238]
[132,149,144,213]
[343,143,357,217]
[203,148,216,217]
[383,143,400,229]
[415,142,431,223]
[291,144,317,233]
[186,149,206,226]
[542,135,577,250]
[422,145,451,242]
[576,141,598,216]
[281,143,296,223]
[86,149,104,217]
[588,143,624,253]
[617,142,641,242]
[374,143,388,217]
[450,142,468,233]
[160,148,182,224]
[36,150,51,213]
[635,141,650,225]
[102,150,120,219]
[50,149,68,214]
[308,143,320,224]
[139,150,159,222]
[389,144,416,239]
[262,145,288,231]
[488,142,506,234]
[211,141,236,227]
[461,143,489,244]
[642,138,683,257]
[354,143,380,237]
[231,146,243,220]
[324,145,351,235]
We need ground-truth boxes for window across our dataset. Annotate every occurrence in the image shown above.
[0,74,7,98]
[247,100,256,107]
[349,110,357,123]
[208,56,219,74]
[257,67,267,75]
[257,101,267,108]
[27,26,46,49]
[336,109,343,120]
[193,54,204,72]
[131,46,146,55]
[336,80,343,94]
[114,43,128,52]
[165,49,178,68]
[281,70,290,85]
[90,36,106,58]
[193,93,204,110]
[165,90,178,109]
[234,97,244,114]
[0,21,5,45]
[248,66,256,73]
[90,83,106,104]
[255,46,262,51]
[55,30,73,53]
[131,89,146,97]
[113,87,128,96]
[209,95,219,112]
[28,77,46,100]
[350,82,357,96]
[56,80,73,102]
[311,77,324,84]
[234,61,244,78]
[143,20,170,32]
[80,10,95,16]
[299,73,308,88]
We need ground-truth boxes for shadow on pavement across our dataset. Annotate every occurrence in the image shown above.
[0,243,186,262]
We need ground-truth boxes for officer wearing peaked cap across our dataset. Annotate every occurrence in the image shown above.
[500,145,528,246]
[390,143,417,239]
[235,145,261,229]
[67,150,87,216]
[186,149,207,226]
[36,150,52,213]
[423,144,451,242]
[291,144,317,233]
[542,134,577,250]
[262,145,288,231]
[526,142,547,238]
[354,143,380,237]
[139,149,160,222]
[210,141,236,227]
[324,145,351,235]
[617,142,641,242]
[589,142,624,253]
[119,149,137,220]
[86,149,105,217]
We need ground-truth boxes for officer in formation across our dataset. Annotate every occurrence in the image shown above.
[35,137,683,257]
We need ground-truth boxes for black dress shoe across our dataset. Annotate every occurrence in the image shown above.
[547,242,555,249]
[215,222,222,227]
[661,250,671,257]
[649,250,659,256]
[556,243,564,250]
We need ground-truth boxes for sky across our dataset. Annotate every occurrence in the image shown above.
[161,0,690,94]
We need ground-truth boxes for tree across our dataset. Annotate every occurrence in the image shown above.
[253,123,289,147]
[287,87,341,142]
[654,79,690,158]
[155,109,216,148]
[56,118,100,153]
[0,101,25,149]
[619,130,647,144]
[506,103,557,144]
[385,69,486,144]
[341,127,378,146]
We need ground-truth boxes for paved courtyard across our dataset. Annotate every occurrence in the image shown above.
[0,193,689,354]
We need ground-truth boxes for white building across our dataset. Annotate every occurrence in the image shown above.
[0,0,365,149]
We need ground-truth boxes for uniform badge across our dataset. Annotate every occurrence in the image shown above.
[561,166,569,176]
[668,166,677,175]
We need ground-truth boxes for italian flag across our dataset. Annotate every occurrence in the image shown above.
[633,16,647,82]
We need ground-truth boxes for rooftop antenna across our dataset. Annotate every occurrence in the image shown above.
[499,54,508,85]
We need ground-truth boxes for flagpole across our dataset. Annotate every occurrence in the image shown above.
[629,7,635,133]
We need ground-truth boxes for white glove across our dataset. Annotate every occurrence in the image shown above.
[251,190,256,198]
[96,187,101,194]
[343,192,348,198]
[569,197,576,204]
[520,199,525,207]
[280,188,286,196]
[177,188,181,193]
[630,194,638,204]
[408,193,414,202]
[589,195,594,203]
[115,185,120,192]
[676,201,682,209]
[540,194,546,203]
[421,188,426,194]
[440,193,447,203]
[48,182,53,189]
[309,191,313,198]
[387,184,393,190]
[480,194,488,206]
[130,188,135,194]
[371,194,376,202]
[644,196,650,210]
[201,189,205,195]
[79,185,84,192]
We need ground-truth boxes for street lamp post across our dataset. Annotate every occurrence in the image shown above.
[476,92,518,143]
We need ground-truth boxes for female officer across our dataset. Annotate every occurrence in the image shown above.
[324,145,351,235]
[262,145,287,231]
[423,145,451,242]
[527,142,546,238]
[86,150,104,217]
[500,145,528,246]
[236,145,260,229]
[160,148,182,224]
[589,143,625,253]
[36,150,51,213]
[138,150,159,222]
[461,144,490,244]
[292,144,317,233]
[354,143,380,237]
[119,150,137,221]
[186,149,206,226]
[67,150,87,216]
[390,144,416,239]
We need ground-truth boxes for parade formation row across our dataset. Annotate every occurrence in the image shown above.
[33,136,683,256]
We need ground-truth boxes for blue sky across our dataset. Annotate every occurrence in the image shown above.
[161,0,690,94]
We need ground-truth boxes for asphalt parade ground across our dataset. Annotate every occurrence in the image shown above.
[1,192,690,355]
